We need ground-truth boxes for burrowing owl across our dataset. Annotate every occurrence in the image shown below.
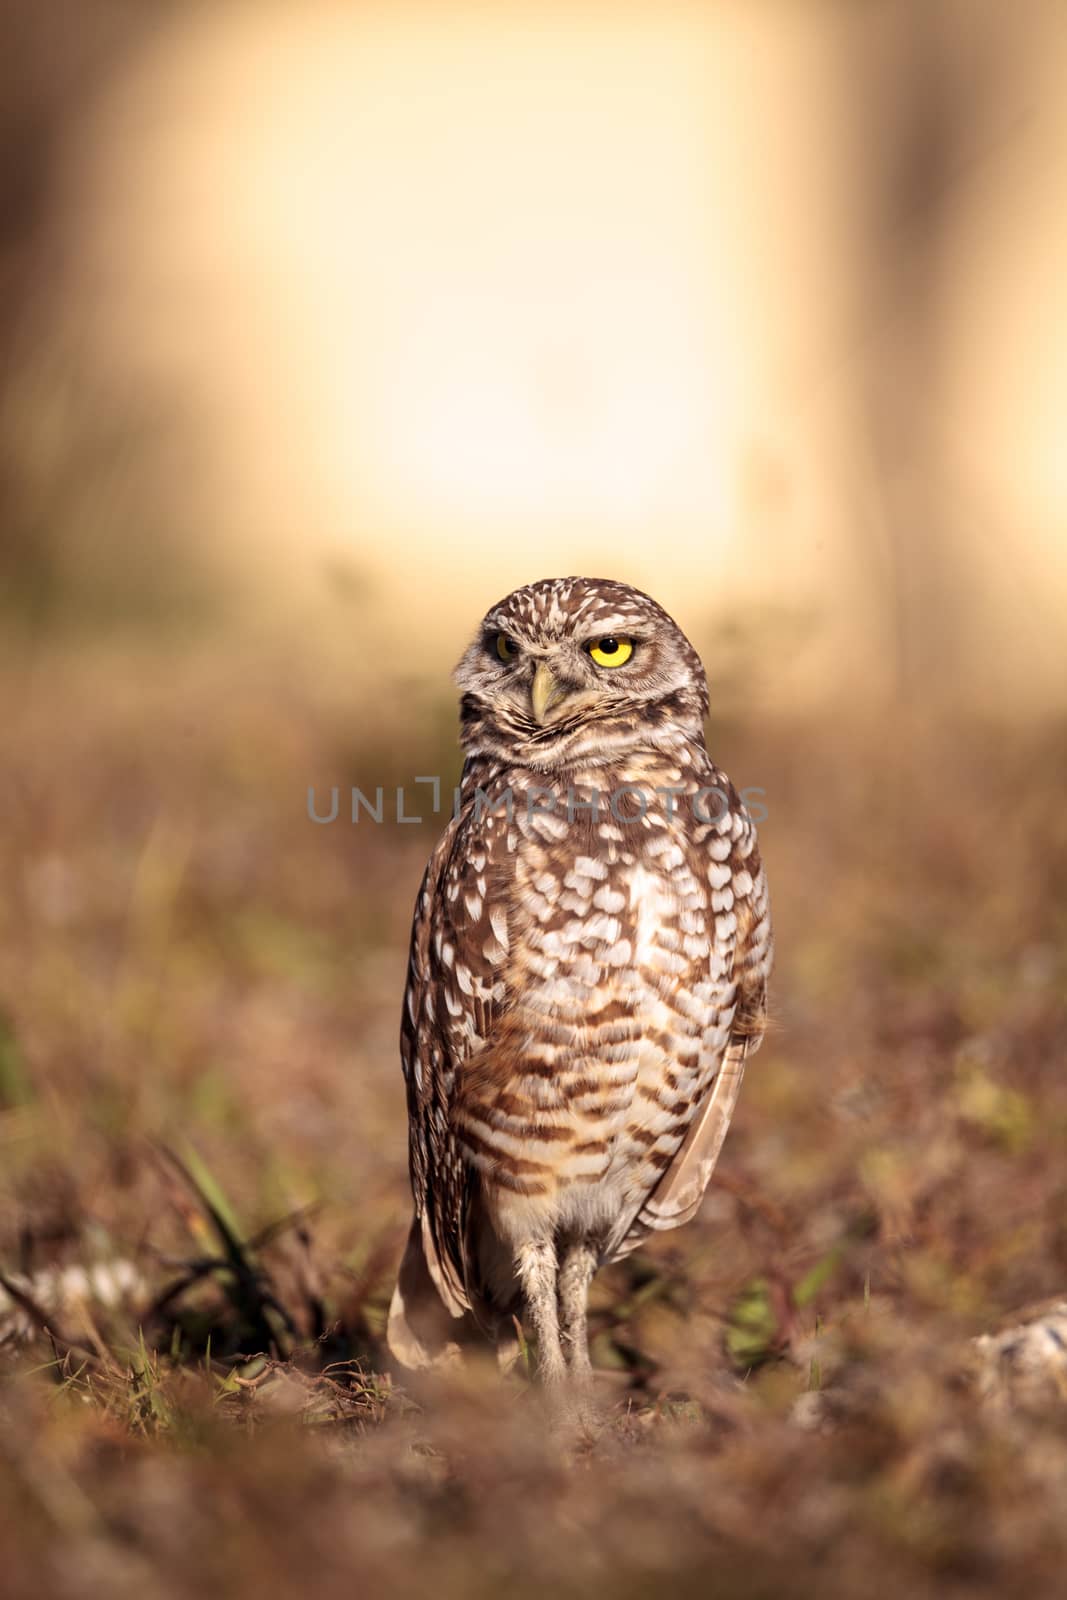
[387,577,772,1401]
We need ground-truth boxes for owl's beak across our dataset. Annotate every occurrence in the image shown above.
[530,660,567,724]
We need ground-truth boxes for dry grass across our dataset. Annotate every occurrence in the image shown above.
[2,636,1066,1600]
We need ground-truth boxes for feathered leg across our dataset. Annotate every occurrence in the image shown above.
[558,1240,598,1380]
[515,1238,567,1386]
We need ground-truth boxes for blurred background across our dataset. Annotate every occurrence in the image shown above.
[2,5,1067,1599]
[3,0,1066,703]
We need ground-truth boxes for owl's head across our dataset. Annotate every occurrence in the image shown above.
[454,576,709,770]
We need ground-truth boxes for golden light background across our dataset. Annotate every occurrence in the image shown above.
[4,0,1067,705]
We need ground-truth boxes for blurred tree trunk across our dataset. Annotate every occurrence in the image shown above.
[0,0,149,620]
[839,0,1028,701]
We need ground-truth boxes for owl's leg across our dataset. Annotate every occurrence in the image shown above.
[558,1239,598,1380]
[515,1238,567,1387]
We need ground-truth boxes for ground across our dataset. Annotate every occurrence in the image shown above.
[2,633,1066,1600]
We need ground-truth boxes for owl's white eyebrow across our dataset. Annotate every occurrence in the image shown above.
[584,622,646,638]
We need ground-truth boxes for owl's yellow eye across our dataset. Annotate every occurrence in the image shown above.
[495,633,518,662]
[587,636,634,668]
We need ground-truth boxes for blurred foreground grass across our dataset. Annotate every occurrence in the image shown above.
[1,635,1066,1599]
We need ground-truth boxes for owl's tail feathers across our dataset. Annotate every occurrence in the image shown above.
[387,1217,467,1370]
[387,1214,516,1372]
